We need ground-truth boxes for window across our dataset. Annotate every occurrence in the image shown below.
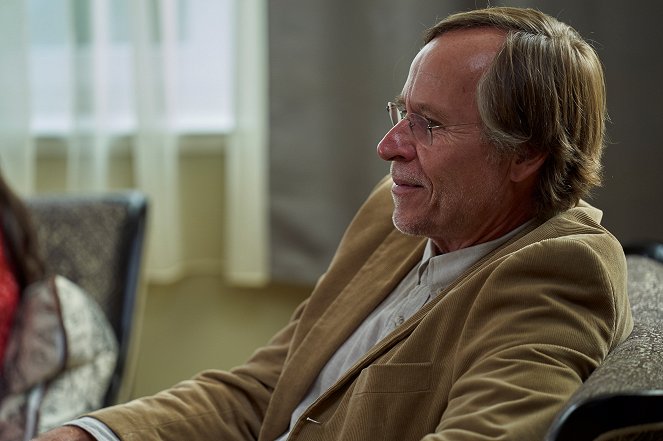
[28,0,235,136]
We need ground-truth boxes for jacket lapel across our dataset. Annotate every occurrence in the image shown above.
[261,229,425,440]
[312,217,545,401]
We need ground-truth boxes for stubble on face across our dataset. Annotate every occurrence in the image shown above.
[390,157,506,244]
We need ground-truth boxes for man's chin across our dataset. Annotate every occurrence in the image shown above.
[392,214,427,237]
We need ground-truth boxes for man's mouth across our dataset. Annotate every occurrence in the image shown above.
[391,173,425,196]
[391,172,423,188]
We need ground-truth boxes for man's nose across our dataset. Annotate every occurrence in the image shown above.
[376,120,417,162]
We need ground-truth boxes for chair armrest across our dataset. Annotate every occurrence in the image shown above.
[548,392,663,440]
[545,255,663,440]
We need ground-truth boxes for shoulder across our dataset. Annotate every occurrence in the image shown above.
[496,202,625,278]
[475,204,631,349]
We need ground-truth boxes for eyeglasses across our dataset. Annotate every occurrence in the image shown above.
[386,102,478,147]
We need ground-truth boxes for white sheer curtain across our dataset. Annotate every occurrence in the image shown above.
[0,0,244,282]
[0,1,34,193]
[225,0,269,286]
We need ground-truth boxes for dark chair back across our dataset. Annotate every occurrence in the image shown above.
[26,191,148,406]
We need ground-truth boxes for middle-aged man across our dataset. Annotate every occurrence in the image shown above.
[36,6,632,441]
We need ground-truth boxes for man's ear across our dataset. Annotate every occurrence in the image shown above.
[509,147,547,183]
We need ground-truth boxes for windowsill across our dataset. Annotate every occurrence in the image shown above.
[31,115,235,137]
[35,132,232,158]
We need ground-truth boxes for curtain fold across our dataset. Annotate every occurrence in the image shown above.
[66,0,112,191]
[0,0,34,195]
[128,0,181,278]
[224,0,269,286]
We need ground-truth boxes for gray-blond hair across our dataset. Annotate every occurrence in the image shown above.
[425,7,607,218]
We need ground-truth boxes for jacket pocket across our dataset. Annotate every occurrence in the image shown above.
[353,362,432,395]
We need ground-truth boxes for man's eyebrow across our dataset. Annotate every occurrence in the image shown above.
[394,96,443,119]
[418,99,444,115]
[394,96,449,123]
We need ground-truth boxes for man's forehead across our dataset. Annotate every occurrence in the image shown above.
[401,28,505,100]
[416,28,504,70]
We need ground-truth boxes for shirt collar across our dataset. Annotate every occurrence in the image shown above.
[417,220,534,294]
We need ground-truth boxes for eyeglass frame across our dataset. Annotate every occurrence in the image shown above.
[386,101,479,146]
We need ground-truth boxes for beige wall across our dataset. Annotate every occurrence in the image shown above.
[135,277,310,397]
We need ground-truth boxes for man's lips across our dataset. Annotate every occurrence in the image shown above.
[391,171,424,186]
[391,175,424,195]
[392,178,421,187]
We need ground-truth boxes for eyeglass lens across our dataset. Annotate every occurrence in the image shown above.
[386,102,433,146]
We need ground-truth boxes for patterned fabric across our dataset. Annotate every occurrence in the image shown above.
[562,256,663,398]
[545,255,663,440]
[0,275,118,440]
[27,192,148,407]
[27,198,140,337]
[38,276,118,432]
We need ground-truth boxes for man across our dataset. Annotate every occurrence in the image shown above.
[36,6,632,441]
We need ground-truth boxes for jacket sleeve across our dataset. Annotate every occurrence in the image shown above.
[87,176,397,441]
[88,299,309,441]
[428,236,632,440]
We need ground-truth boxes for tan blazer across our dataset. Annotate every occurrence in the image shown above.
[93,178,633,441]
